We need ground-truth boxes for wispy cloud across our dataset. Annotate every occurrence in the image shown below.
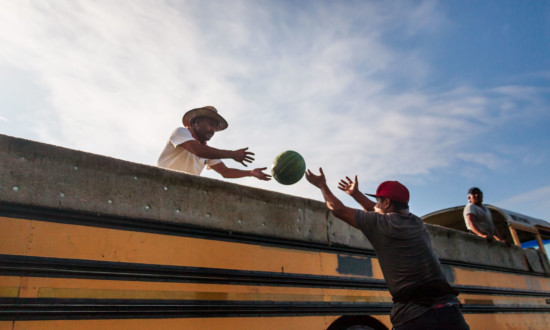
[0,0,548,211]
[456,152,503,171]
[496,185,550,220]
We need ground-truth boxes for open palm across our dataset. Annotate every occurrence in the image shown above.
[338,175,359,196]
[305,168,326,188]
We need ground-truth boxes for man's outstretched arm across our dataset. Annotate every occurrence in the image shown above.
[210,162,271,181]
[181,140,254,166]
[338,175,376,212]
[305,168,358,229]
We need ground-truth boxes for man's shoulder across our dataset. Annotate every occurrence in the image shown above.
[172,126,191,135]
[170,127,195,141]
[464,203,475,212]
[357,211,419,225]
[393,212,423,226]
[407,212,422,222]
[464,202,488,215]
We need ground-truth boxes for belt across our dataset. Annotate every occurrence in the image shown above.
[431,302,460,309]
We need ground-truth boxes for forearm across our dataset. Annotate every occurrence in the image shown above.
[350,191,375,212]
[466,216,487,237]
[319,184,359,228]
[217,168,252,179]
[182,141,234,160]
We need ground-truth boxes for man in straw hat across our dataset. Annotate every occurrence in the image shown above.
[305,168,469,329]
[157,106,271,180]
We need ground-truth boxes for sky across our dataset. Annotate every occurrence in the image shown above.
[1,0,549,221]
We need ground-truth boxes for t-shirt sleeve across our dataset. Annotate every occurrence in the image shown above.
[205,158,222,168]
[169,127,195,147]
[169,128,222,168]
[463,204,474,230]
[463,204,473,216]
[355,210,380,242]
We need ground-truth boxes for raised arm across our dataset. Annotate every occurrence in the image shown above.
[337,175,376,212]
[181,140,254,166]
[305,168,358,228]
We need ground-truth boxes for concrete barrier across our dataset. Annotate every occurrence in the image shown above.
[0,133,540,273]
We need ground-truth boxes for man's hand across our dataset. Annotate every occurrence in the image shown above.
[232,148,255,166]
[251,167,272,181]
[305,168,327,189]
[338,175,359,197]
[306,167,359,228]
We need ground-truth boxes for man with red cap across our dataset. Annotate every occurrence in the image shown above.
[157,106,271,180]
[305,168,469,330]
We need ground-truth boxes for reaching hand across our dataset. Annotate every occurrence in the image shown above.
[251,167,272,181]
[305,168,327,189]
[338,175,359,196]
[233,147,255,166]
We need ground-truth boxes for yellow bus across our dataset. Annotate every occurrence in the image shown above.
[1,133,550,329]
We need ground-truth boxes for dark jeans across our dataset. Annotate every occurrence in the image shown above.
[394,305,470,330]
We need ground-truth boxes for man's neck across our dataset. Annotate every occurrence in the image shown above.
[384,207,409,215]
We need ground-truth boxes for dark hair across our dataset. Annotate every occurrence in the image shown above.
[391,200,409,211]
[190,116,218,127]
[468,187,482,195]
[377,197,409,211]
[189,116,202,126]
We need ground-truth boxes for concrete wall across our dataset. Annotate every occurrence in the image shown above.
[1,134,545,274]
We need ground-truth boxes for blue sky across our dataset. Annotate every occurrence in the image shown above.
[1,0,549,220]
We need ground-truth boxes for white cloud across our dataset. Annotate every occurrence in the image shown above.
[497,186,550,221]
[456,152,503,171]
[499,186,550,205]
[0,0,548,205]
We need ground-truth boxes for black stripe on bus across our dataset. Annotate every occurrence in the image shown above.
[0,202,374,256]
[1,298,549,321]
[1,202,548,278]
[2,254,550,298]
[0,298,392,320]
[0,254,386,289]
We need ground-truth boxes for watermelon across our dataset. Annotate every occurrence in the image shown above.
[271,150,306,185]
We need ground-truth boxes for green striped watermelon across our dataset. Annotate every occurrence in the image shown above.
[271,150,306,185]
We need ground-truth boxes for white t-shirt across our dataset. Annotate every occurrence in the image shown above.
[157,127,222,175]
[463,203,495,236]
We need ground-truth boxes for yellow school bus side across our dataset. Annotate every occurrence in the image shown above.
[1,134,550,329]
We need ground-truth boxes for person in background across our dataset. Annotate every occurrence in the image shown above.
[157,106,271,181]
[463,187,504,243]
[305,169,469,329]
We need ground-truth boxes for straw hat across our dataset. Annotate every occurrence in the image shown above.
[182,106,228,131]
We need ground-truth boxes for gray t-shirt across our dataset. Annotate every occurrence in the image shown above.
[463,203,494,236]
[355,210,459,327]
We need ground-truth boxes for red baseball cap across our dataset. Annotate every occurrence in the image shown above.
[365,181,410,205]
